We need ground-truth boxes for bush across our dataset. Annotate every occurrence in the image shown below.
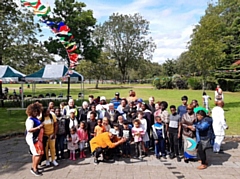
[188,78,202,90]
[161,77,173,89]
[152,78,161,89]
[172,74,188,89]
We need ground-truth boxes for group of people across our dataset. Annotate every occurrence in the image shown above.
[25,88,228,176]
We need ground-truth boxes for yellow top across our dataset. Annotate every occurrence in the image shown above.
[43,112,57,135]
[94,125,106,136]
[90,132,117,153]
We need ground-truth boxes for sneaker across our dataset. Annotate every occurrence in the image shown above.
[30,168,42,176]
[156,155,160,159]
[45,160,50,167]
[162,156,167,159]
[177,156,181,162]
[52,160,59,166]
[139,156,143,160]
[94,158,99,165]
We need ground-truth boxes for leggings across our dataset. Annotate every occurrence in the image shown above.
[135,142,142,157]
[197,142,207,165]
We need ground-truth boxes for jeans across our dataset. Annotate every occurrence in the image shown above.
[122,142,131,155]
[197,142,207,165]
[56,134,65,158]
[155,137,166,157]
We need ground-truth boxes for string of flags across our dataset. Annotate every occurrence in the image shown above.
[20,0,80,74]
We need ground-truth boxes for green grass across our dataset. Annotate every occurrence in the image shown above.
[0,84,240,135]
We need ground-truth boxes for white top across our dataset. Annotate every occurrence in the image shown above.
[25,117,34,145]
[212,106,228,136]
[116,105,127,120]
[202,95,210,104]
[140,118,149,142]
[215,90,224,101]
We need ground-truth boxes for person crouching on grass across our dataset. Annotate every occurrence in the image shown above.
[90,129,126,165]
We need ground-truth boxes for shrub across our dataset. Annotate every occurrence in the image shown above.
[188,78,202,90]
[152,78,161,89]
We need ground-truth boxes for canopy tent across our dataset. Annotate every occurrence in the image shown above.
[0,65,26,82]
[0,65,26,108]
[25,64,84,101]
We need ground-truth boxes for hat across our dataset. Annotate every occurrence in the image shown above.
[194,107,208,114]
[115,92,120,96]
[69,109,75,113]
[100,96,106,101]
[181,96,188,101]
[137,98,143,103]
[109,128,118,135]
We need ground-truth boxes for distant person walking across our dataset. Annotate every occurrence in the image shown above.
[202,92,211,110]
[215,85,224,104]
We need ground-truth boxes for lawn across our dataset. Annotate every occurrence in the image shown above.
[0,83,239,135]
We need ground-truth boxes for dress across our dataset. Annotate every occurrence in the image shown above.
[77,128,88,150]
[181,113,197,159]
[67,133,79,151]
[140,118,150,142]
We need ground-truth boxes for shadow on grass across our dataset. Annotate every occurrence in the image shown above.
[224,101,240,108]
[87,86,132,90]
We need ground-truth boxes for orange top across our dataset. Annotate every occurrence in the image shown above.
[94,125,106,136]
[90,132,117,153]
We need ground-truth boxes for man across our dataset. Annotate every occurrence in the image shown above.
[88,95,96,108]
[212,101,228,153]
[110,92,122,109]
[96,96,108,119]
[78,101,89,123]
[90,128,126,164]
[63,99,78,118]
[177,96,188,118]
[105,103,120,126]
[147,96,155,114]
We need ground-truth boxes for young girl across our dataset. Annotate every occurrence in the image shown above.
[67,127,79,161]
[137,111,149,155]
[132,119,145,159]
[202,92,211,110]
[77,122,88,159]
[94,119,106,136]
[102,117,111,132]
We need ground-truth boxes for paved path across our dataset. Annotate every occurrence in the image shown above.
[0,137,240,179]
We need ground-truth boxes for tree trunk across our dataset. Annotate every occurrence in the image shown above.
[0,55,4,107]
[95,79,99,89]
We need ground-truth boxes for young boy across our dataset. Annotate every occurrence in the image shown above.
[152,115,166,159]
[169,105,181,162]
[94,119,106,136]
[87,112,97,140]
[120,121,132,158]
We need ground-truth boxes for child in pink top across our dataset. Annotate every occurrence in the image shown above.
[77,122,88,158]
[132,119,145,159]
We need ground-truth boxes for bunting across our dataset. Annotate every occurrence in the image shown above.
[20,0,80,69]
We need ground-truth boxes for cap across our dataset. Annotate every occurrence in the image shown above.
[193,107,208,114]
[137,98,143,103]
[109,128,118,135]
[100,96,106,101]
[115,92,120,96]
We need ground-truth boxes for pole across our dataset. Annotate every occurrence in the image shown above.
[21,83,24,108]
[67,76,70,102]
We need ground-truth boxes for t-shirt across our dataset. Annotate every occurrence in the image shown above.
[177,105,187,118]
[88,120,97,135]
[169,114,181,129]
[43,112,57,135]
[203,95,210,103]
[94,125,106,136]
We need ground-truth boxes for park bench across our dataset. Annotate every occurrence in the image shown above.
[6,108,26,115]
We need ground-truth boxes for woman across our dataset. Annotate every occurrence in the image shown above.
[42,108,59,167]
[194,110,214,170]
[154,101,162,119]
[181,104,197,163]
[25,103,44,176]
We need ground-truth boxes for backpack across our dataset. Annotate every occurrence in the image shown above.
[57,117,66,135]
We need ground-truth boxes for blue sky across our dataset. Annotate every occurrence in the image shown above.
[16,0,215,64]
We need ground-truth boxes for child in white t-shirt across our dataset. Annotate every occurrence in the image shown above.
[202,92,211,110]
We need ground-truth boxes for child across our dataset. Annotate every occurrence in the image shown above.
[137,111,149,155]
[94,119,106,136]
[202,92,211,110]
[152,116,166,159]
[103,117,111,132]
[132,119,145,159]
[121,121,132,158]
[169,105,181,162]
[77,122,88,159]
[87,112,97,140]
[67,126,79,160]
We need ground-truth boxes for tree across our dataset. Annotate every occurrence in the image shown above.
[43,0,103,64]
[162,59,177,76]
[95,13,156,82]
[0,0,53,101]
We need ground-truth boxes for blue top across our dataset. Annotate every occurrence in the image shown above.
[177,105,187,118]
[110,97,121,109]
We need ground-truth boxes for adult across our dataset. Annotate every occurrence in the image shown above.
[110,92,122,109]
[160,101,170,152]
[117,99,128,120]
[215,85,224,104]
[191,100,199,109]
[42,108,58,167]
[78,101,89,123]
[105,103,120,126]
[123,101,137,124]
[88,95,96,108]
[177,96,188,118]
[212,101,228,153]
[25,103,44,176]
[194,110,214,170]
[63,99,78,118]
[90,128,126,164]
[147,96,155,114]
[181,104,197,163]
[48,101,55,112]
[127,90,137,103]
[87,105,99,121]
[154,101,162,119]
[96,96,108,119]
[136,98,143,111]
[66,109,79,136]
